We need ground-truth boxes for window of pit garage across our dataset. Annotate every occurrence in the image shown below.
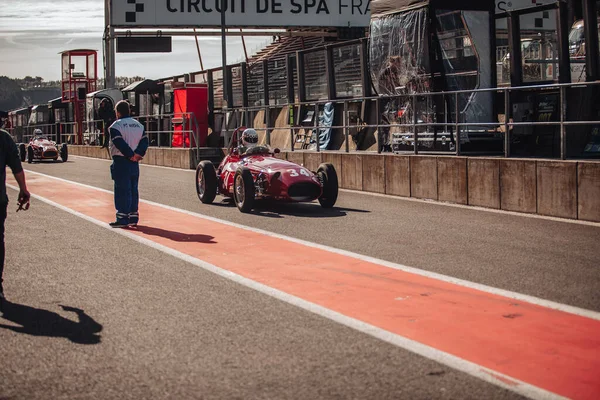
[519,9,559,83]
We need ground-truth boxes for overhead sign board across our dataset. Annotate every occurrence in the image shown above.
[110,0,371,28]
[116,36,173,52]
[495,0,554,14]
[496,0,557,31]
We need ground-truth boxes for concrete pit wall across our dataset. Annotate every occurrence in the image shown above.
[69,146,600,222]
[69,146,192,169]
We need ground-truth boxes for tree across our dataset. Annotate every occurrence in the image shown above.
[0,76,24,110]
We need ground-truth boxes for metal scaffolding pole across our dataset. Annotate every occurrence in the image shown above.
[240,29,249,64]
[103,0,116,88]
[221,0,228,108]
[193,28,206,82]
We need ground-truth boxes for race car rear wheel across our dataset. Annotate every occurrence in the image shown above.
[233,167,255,213]
[317,163,338,208]
[60,144,68,162]
[196,160,217,204]
[18,144,26,162]
[26,146,34,164]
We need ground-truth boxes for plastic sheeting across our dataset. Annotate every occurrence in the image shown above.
[369,7,432,150]
[370,5,494,147]
[369,7,430,96]
[461,11,493,126]
[309,102,334,150]
[435,9,493,128]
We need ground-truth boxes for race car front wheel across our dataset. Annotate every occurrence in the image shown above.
[317,163,338,208]
[233,167,255,213]
[196,160,217,204]
[60,144,68,162]
[26,146,34,164]
[18,144,26,162]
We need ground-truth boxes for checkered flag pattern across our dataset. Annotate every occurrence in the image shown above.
[530,0,550,29]
[125,0,145,23]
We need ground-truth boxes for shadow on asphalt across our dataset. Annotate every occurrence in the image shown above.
[208,198,369,219]
[0,302,102,345]
[25,160,73,165]
[129,225,217,243]
[251,202,370,219]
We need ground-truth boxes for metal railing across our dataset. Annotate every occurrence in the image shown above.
[140,112,201,152]
[229,80,600,159]
[11,84,598,161]
[16,122,78,145]
[12,112,204,152]
[80,112,203,158]
[59,124,78,145]
[84,119,106,146]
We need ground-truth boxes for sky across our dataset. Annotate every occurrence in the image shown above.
[0,0,273,81]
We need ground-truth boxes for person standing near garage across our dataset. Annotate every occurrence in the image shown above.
[108,101,148,228]
[0,113,31,311]
[98,98,116,148]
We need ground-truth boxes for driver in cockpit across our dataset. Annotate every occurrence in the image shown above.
[238,128,258,154]
[237,128,273,157]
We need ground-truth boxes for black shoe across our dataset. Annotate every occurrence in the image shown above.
[109,221,129,228]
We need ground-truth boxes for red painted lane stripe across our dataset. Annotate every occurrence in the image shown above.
[13,173,600,399]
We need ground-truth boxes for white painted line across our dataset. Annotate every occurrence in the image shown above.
[340,189,600,228]
[18,170,600,322]
[66,156,600,227]
[6,183,567,400]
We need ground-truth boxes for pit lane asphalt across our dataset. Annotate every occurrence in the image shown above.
[1,186,525,399]
[21,156,600,312]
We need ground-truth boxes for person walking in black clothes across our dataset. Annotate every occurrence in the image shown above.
[0,113,30,312]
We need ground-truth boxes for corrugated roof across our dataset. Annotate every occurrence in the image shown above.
[371,0,428,17]
[122,79,159,92]
[371,0,495,18]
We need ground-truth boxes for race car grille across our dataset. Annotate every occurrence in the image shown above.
[43,150,58,158]
[288,182,321,202]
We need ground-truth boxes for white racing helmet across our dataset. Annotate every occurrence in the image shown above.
[241,128,258,148]
[33,128,43,135]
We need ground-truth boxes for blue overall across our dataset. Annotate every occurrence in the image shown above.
[111,157,140,225]
[109,116,148,225]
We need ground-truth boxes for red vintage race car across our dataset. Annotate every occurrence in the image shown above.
[19,133,68,164]
[195,126,338,213]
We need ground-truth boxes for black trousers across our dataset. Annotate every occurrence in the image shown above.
[0,203,6,286]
